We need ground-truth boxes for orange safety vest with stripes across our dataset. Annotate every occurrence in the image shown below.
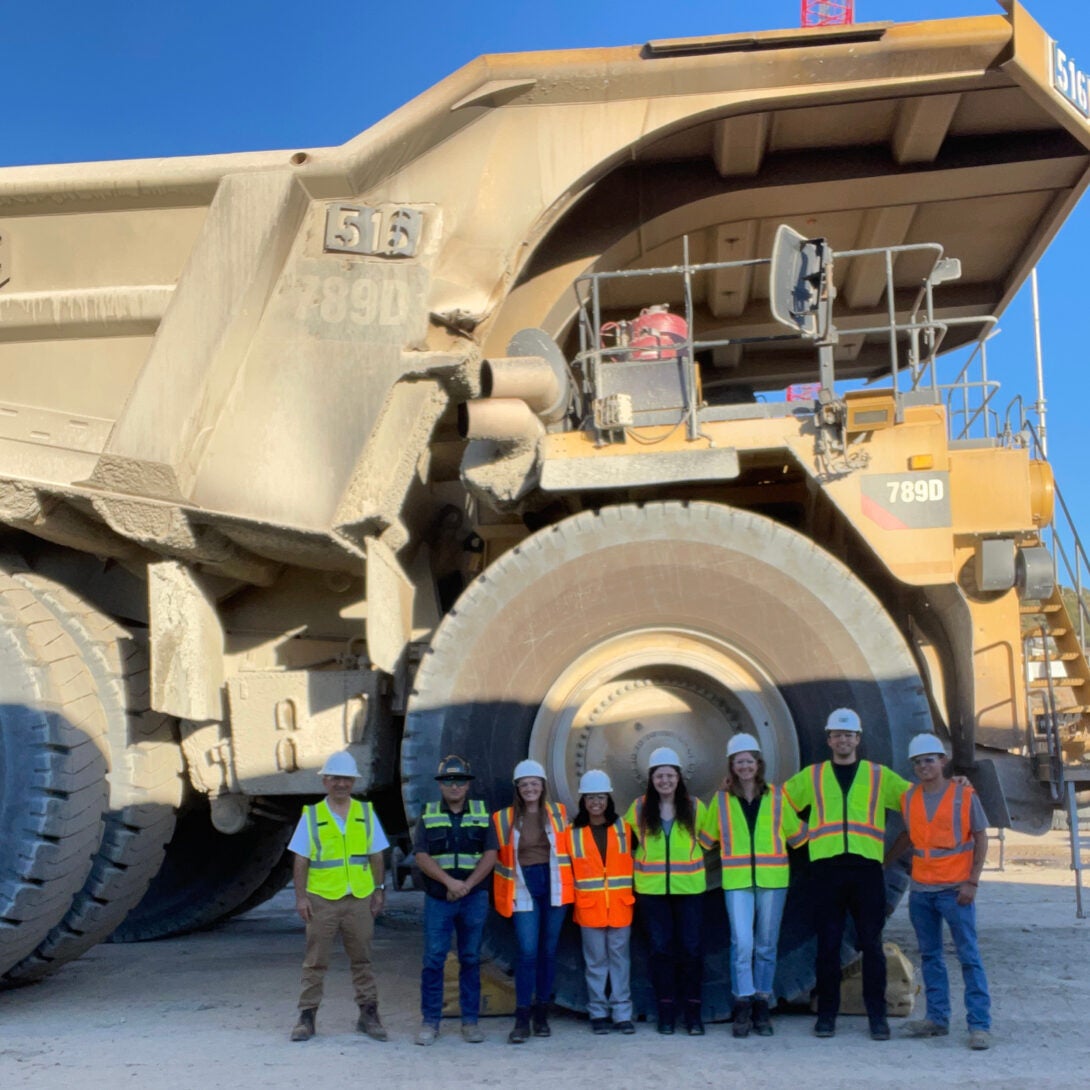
[569,819,635,928]
[901,782,976,885]
[491,802,573,918]
[698,787,808,890]
[624,797,708,895]
[783,760,909,864]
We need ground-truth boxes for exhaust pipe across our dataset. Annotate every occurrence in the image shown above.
[481,355,568,423]
[458,397,544,446]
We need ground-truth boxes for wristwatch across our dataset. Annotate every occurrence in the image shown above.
[375,883,386,891]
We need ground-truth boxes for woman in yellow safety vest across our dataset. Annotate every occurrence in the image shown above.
[699,733,807,1038]
[569,769,636,1036]
[624,746,709,1036]
[491,759,573,1044]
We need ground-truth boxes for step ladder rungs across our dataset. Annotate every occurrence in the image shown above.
[1022,602,1064,614]
[1030,677,1086,689]
[1028,651,1081,662]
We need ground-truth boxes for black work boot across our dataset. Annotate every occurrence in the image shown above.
[656,1000,676,1035]
[508,1007,532,1044]
[290,1008,316,1041]
[531,1002,551,1037]
[752,996,773,1036]
[685,1000,705,1036]
[732,997,753,1038]
[357,1002,388,1041]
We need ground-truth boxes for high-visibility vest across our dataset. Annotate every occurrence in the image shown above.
[420,799,490,876]
[491,802,573,918]
[624,797,708,895]
[303,798,376,900]
[569,819,635,928]
[783,760,909,863]
[698,787,808,890]
[901,782,976,885]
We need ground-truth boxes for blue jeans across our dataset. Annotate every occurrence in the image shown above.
[908,888,991,1031]
[420,887,489,1026]
[512,863,568,1008]
[723,886,788,997]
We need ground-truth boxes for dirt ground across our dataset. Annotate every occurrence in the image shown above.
[1,830,1087,1090]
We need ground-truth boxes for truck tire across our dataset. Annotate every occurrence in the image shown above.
[0,572,109,977]
[2,579,183,984]
[110,794,294,942]
[404,502,930,1015]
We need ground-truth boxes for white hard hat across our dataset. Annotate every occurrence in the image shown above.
[320,750,361,778]
[825,708,862,734]
[578,769,613,794]
[908,733,947,760]
[727,733,762,758]
[648,747,682,770]
[513,758,547,782]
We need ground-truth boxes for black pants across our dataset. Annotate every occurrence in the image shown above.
[638,893,703,1008]
[812,859,887,1020]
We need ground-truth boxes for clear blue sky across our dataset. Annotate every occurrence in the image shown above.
[5,1,1090,541]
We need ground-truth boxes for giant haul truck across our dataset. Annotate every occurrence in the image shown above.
[1,1,1088,1009]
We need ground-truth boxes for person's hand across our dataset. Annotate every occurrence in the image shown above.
[956,881,978,906]
[296,896,312,923]
[446,879,470,900]
[371,889,386,917]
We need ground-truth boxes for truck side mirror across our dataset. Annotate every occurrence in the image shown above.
[769,224,830,340]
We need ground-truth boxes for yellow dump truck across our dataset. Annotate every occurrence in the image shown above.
[1,1,1088,1008]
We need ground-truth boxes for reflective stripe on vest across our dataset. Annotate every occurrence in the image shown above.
[902,782,975,884]
[421,799,488,872]
[304,798,375,900]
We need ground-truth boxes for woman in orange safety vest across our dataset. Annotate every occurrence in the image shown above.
[491,759,572,1045]
[569,769,636,1036]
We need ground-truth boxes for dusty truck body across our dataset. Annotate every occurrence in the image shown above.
[2,1,1090,1007]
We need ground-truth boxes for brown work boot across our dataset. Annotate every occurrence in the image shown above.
[291,1008,316,1041]
[357,1002,388,1042]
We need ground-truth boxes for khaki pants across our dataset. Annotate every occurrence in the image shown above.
[298,892,377,1011]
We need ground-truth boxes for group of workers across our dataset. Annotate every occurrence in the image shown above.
[288,708,992,1051]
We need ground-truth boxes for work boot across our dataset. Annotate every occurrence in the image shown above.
[732,997,753,1039]
[614,1020,636,1035]
[904,1019,949,1038]
[968,1029,992,1050]
[685,1000,705,1036]
[656,1000,676,1035]
[508,1007,532,1044]
[461,1022,485,1043]
[591,1017,611,1035]
[357,1002,388,1042]
[531,1002,551,1037]
[813,1014,836,1038]
[415,1022,439,1046]
[869,1015,891,1041]
[290,1008,316,1041]
[752,996,773,1036]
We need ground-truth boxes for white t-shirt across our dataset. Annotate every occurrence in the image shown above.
[288,800,389,858]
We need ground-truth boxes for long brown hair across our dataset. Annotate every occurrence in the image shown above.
[640,769,695,837]
[724,750,769,799]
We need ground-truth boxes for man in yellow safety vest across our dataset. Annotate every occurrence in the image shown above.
[783,709,910,1042]
[289,750,389,1043]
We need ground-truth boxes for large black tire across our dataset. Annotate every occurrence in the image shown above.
[0,571,109,976]
[110,793,294,942]
[2,579,183,984]
[404,502,930,1016]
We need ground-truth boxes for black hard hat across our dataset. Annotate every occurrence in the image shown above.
[435,754,474,781]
